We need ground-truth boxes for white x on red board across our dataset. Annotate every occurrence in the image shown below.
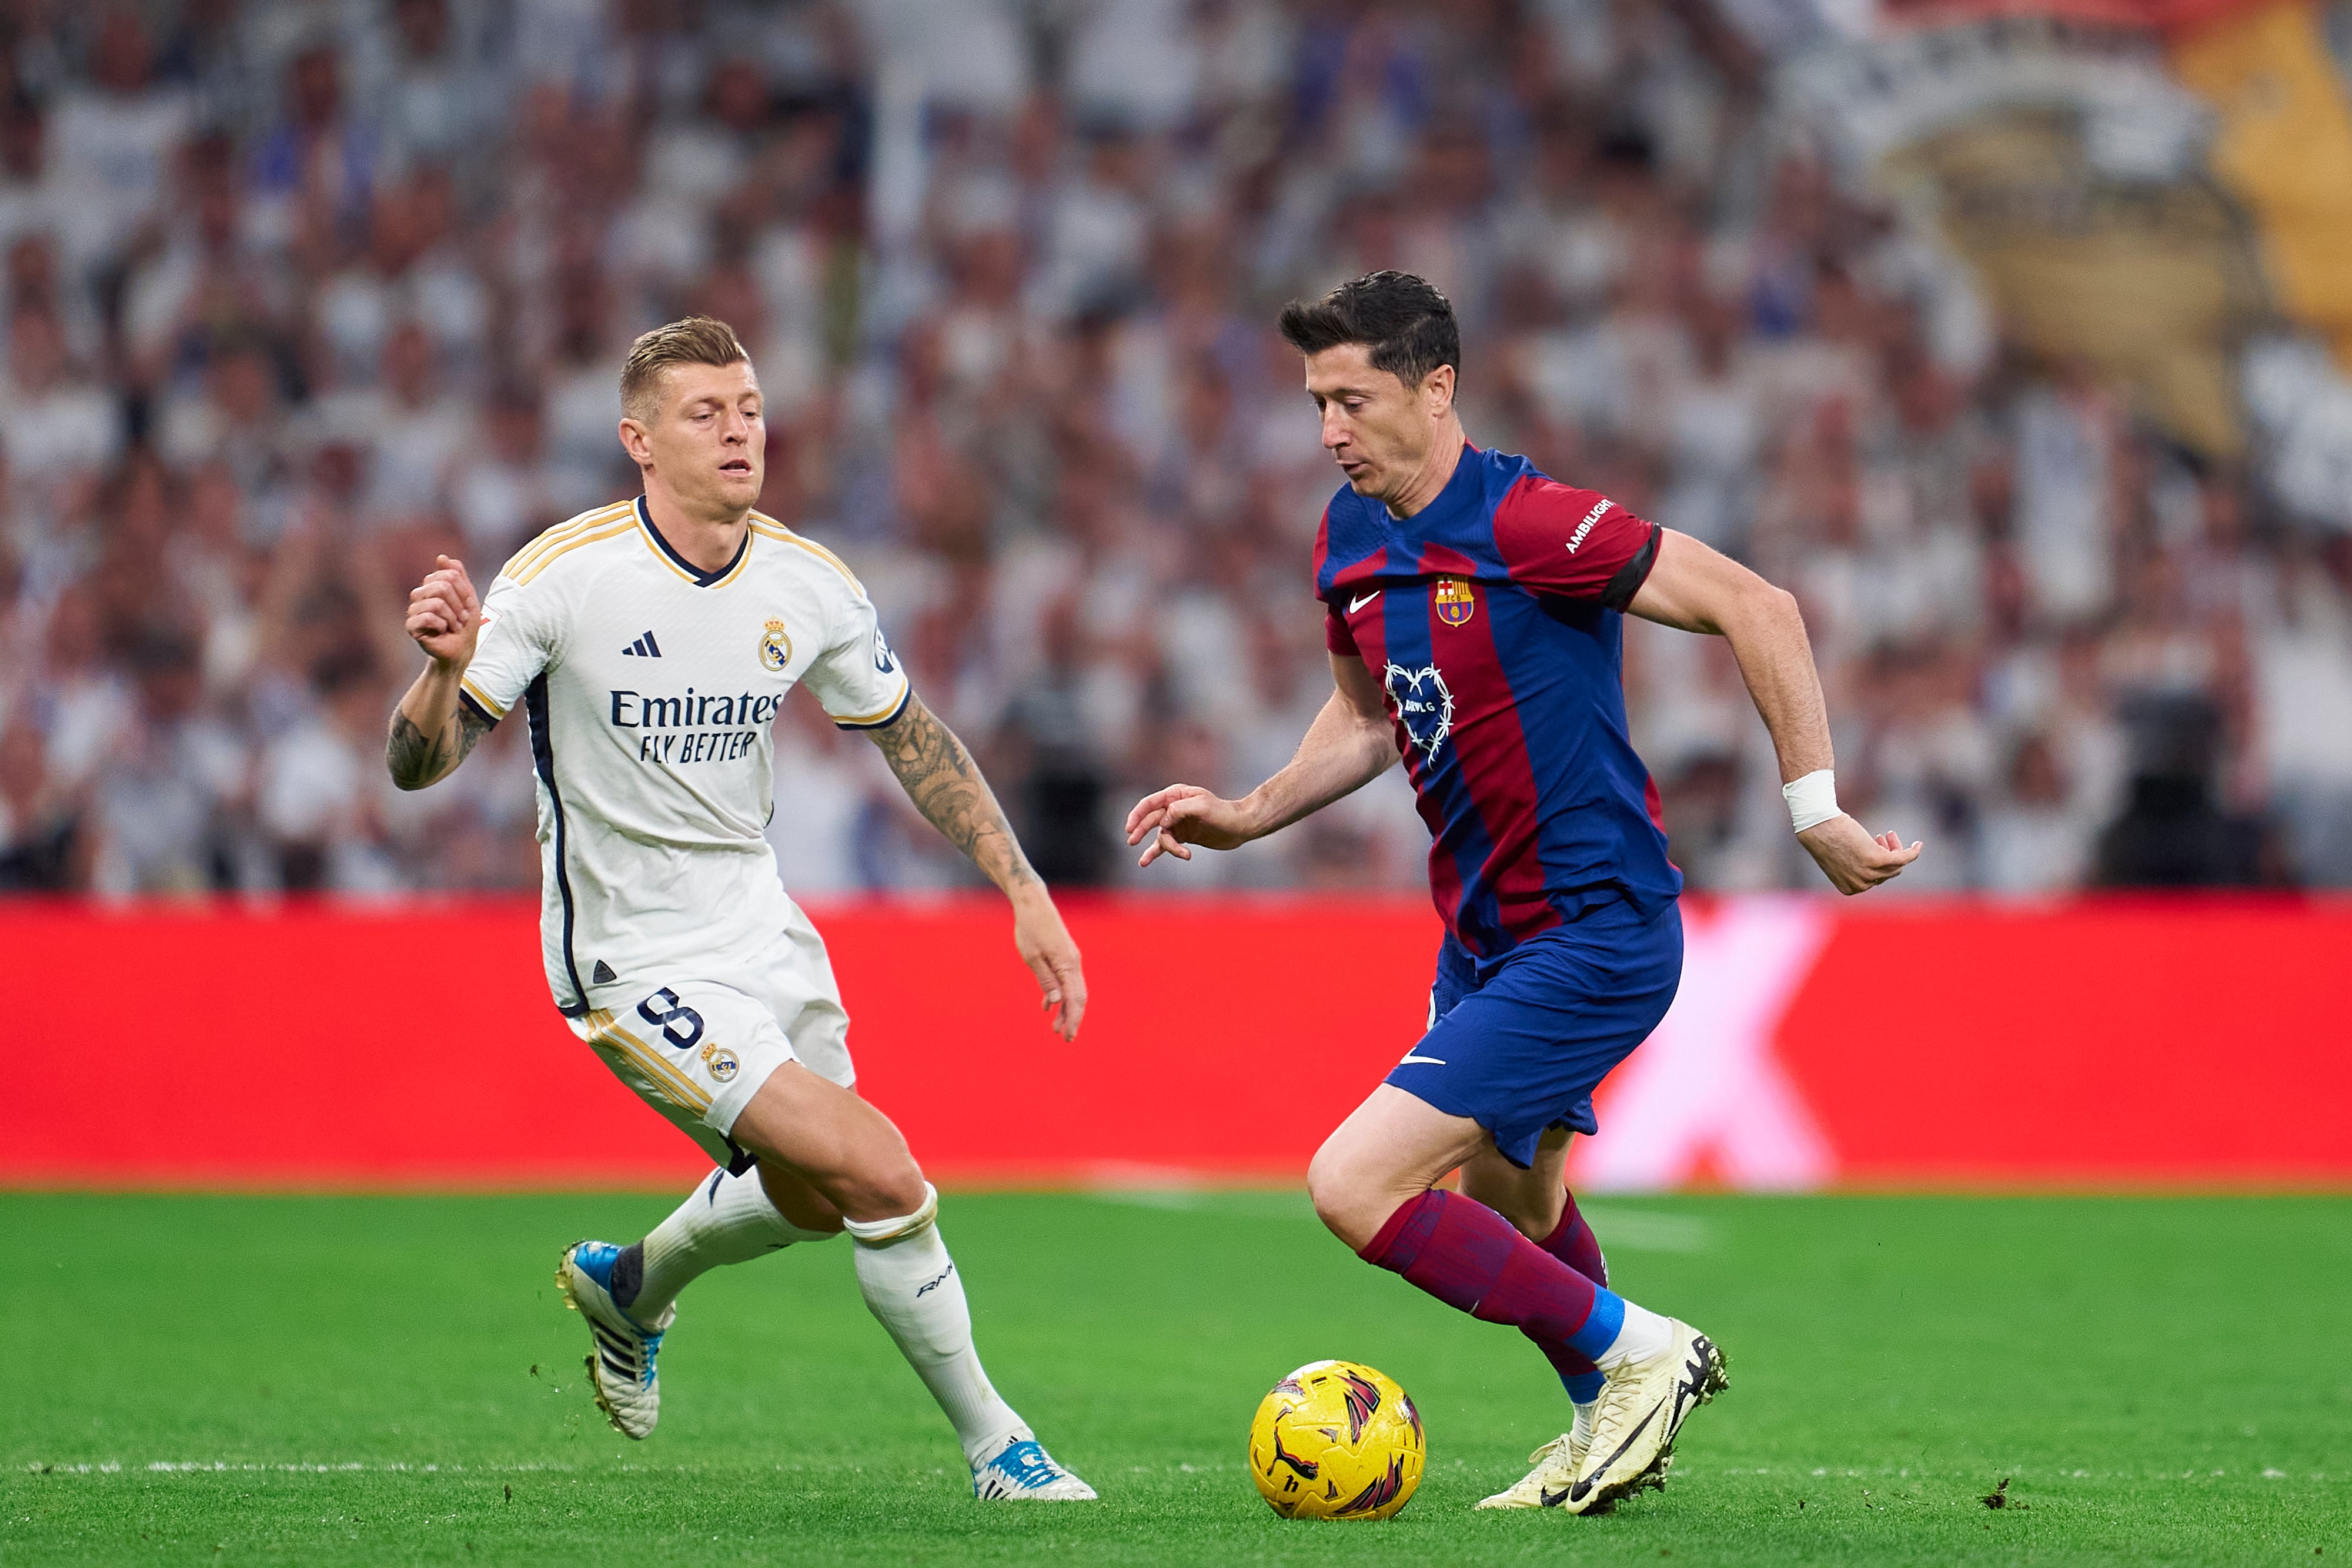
[1571,898,1838,1192]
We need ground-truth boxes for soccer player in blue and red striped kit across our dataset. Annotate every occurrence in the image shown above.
[1126,272,1921,1514]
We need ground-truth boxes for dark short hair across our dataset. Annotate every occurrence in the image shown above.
[1277,271,1460,389]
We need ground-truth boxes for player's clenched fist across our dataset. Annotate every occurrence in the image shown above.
[406,554,481,668]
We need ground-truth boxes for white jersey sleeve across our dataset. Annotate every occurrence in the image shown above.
[458,569,562,726]
[800,577,911,730]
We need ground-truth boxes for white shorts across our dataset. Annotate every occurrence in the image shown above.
[567,914,854,1173]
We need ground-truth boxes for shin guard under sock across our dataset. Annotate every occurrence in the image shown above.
[845,1185,1026,1466]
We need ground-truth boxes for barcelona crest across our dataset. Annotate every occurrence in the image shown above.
[1432,577,1476,626]
[759,617,792,672]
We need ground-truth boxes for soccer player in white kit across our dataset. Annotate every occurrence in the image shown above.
[387,317,1095,1500]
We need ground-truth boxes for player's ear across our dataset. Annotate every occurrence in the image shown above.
[1422,363,1455,418]
[617,417,650,466]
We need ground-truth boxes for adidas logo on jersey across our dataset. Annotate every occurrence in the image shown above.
[621,631,663,657]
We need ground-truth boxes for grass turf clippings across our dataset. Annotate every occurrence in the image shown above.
[5,1191,2348,1564]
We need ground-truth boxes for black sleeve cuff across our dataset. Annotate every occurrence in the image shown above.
[458,690,502,728]
[1599,523,1662,613]
[833,686,913,731]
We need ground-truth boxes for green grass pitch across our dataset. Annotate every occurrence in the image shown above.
[6,1191,2348,1564]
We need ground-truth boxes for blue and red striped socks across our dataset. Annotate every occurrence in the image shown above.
[1359,1189,1664,1387]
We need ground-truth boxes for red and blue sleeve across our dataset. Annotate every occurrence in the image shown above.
[1325,601,1360,656]
[1313,502,1362,656]
[1491,474,1662,611]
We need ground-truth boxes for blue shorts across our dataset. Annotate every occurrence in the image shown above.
[1384,895,1683,1168]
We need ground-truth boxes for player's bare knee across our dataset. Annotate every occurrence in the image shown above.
[1311,1196,1365,1251]
[831,1155,928,1225]
[1305,1139,1347,1222]
[1307,1147,1387,1251]
[1307,1176,1350,1244]
[872,1161,928,1219]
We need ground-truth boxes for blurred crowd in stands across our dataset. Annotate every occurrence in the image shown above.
[4,0,2350,901]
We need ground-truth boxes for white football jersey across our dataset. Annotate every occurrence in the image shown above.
[459,497,909,1014]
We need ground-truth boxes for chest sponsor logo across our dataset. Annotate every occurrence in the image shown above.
[1383,662,1455,761]
[1432,577,1476,627]
[608,687,782,765]
[1566,497,1612,554]
[759,617,793,673]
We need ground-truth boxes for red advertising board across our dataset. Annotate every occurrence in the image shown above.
[1,896,2346,1191]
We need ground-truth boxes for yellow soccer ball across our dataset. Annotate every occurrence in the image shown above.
[1247,1359,1425,1521]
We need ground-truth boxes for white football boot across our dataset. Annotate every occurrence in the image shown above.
[1559,1320,1728,1514]
[555,1241,674,1440]
[970,1434,1098,1500]
[1475,1427,1590,1510]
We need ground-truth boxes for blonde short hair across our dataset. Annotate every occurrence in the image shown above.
[619,316,750,422]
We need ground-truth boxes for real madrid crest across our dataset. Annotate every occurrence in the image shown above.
[759,617,792,672]
[1433,577,1476,627]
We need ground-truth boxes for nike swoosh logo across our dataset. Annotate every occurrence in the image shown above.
[1348,590,1382,613]
[1569,1402,1662,1502]
[1539,1485,1570,1507]
[1397,1054,1446,1066]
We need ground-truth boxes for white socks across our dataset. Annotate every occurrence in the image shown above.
[844,1183,1026,1466]
[629,1166,837,1323]
[622,1171,1027,1467]
[1593,1299,1675,1373]
[1572,1398,1598,1447]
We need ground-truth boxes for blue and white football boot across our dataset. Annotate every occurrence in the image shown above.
[970,1433,1098,1500]
[555,1241,673,1440]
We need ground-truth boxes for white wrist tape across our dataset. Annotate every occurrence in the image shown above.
[1783,770,1840,834]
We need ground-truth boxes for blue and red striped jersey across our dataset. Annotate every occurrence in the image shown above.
[1316,442,1681,958]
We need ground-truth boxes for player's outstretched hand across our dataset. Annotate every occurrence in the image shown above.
[1124,784,1257,867]
[1013,888,1087,1042]
[1798,814,1922,895]
[406,554,481,668]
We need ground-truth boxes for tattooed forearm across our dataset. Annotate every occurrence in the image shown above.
[866,696,1040,892]
[387,705,489,790]
[386,711,443,787]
